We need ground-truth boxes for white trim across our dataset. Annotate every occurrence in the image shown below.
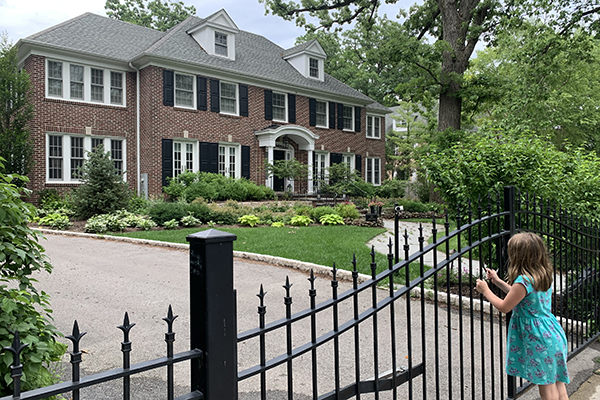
[366,115,382,139]
[365,157,381,186]
[342,104,354,131]
[272,91,288,123]
[255,125,319,151]
[220,80,239,116]
[172,139,199,176]
[218,142,241,178]
[315,99,328,128]
[174,71,196,109]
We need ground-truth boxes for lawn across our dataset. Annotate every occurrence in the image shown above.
[115,225,422,278]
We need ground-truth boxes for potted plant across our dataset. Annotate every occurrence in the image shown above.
[368,200,384,216]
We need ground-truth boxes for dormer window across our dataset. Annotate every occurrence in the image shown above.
[309,58,319,78]
[215,32,228,57]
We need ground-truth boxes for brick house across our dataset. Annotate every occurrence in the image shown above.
[16,10,389,202]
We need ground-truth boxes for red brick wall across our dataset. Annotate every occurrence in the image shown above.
[24,57,386,202]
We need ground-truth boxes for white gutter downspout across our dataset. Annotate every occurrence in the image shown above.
[129,62,141,196]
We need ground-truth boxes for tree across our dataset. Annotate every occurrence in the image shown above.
[0,33,34,179]
[105,0,196,31]
[72,145,132,219]
[0,159,66,395]
[261,0,600,132]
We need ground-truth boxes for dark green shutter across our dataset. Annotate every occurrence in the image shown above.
[161,139,173,187]
[210,79,220,113]
[240,84,249,117]
[355,106,361,132]
[309,98,316,126]
[197,76,207,111]
[337,103,344,130]
[329,102,336,128]
[288,94,296,123]
[163,70,174,106]
[355,154,362,176]
[242,145,250,179]
[200,142,219,173]
[264,89,273,120]
[330,153,343,165]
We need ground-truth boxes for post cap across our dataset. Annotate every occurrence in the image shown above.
[186,229,237,244]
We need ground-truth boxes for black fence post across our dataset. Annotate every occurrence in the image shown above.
[503,186,517,399]
[187,229,238,399]
[394,202,400,264]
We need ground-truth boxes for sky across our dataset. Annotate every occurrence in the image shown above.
[0,0,411,50]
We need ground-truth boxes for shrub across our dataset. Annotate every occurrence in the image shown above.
[38,213,71,230]
[163,172,273,202]
[335,202,361,219]
[319,214,345,225]
[183,181,218,202]
[292,204,312,216]
[163,219,179,229]
[181,213,201,227]
[85,215,109,233]
[71,146,132,218]
[290,215,313,226]
[310,206,337,221]
[238,214,260,227]
[147,201,187,225]
[376,179,406,198]
[186,202,211,222]
[271,221,285,227]
[127,195,151,214]
[136,218,157,230]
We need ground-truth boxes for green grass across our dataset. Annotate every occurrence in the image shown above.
[115,225,424,279]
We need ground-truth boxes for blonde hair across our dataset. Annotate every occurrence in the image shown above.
[506,232,553,292]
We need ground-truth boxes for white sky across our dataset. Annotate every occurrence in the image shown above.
[0,0,409,49]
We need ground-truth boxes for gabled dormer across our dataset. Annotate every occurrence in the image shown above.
[187,9,239,60]
[282,39,327,82]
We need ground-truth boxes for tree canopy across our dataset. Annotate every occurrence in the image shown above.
[105,0,196,31]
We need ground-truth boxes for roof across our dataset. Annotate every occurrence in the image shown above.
[20,12,389,112]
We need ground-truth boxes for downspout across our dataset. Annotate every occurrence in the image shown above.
[129,62,141,196]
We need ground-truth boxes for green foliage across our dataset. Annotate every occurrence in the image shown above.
[72,146,132,219]
[83,211,150,233]
[37,213,71,230]
[238,214,260,227]
[181,213,201,227]
[334,202,361,219]
[310,206,337,221]
[0,161,65,395]
[105,0,196,31]
[0,34,34,179]
[187,201,211,222]
[319,213,345,225]
[147,201,187,225]
[271,221,285,228]
[318,162,374,197]
[163,219,179,229]
[395,199,443,214]
[264,158,309,181]
[290,215,313,226]
[376,179,406,199]
[127,195,151,215]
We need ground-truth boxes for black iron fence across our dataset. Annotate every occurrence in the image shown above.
[2,186,599,399]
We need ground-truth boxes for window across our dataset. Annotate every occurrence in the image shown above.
[215,32,228,56]
[46,60,125,106]
[220,82,237,114]
[46,134,126,182]
[272,92,286,121]
[315,100,327,127]
[111,140,124,175]
[309,58,319,78]
[366,157,381,185]
[343,105,353,130]
[70,65,84,100]
[342,154,354,171]
[313,152,329,189]
[173,142,194,177]
[219,144,239,178]
[175,73,194,108]
[367,115,381,138]
[48,135,63,180]
[70,137,84,179]
[48,61,63,97]
[110,72,123,105]
[91,68,104,102]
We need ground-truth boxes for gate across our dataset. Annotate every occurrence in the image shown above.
[2,186,600,399]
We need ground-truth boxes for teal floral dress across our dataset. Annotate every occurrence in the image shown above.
[506,275,570,385]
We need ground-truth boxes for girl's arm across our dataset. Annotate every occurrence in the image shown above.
[486,268,511,293]
[475,279,527,314]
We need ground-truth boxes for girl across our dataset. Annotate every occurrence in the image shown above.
[475,232,570,400]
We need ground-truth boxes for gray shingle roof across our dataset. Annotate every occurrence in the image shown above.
[21,12,389,111]
[281,39,318,58]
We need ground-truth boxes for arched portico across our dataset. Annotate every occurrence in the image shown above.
[255,125,319,193]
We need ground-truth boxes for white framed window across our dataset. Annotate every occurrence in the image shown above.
[173,141,195,177]
[313,152,329,188]
[272,92,287,122]
[46,134,126,183]
[219,144,240,178]
[366,157,381,185]
[220,81,238,115]
[315,100,328,127]
[215,31,228,57]
[343,105,354,131]
[175,73,194,108]
[309,58,319,78]
[367,115,381,138]
[342,154,355,171]
[45,59,126,106]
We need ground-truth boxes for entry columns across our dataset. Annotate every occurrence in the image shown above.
[307,150,314,194]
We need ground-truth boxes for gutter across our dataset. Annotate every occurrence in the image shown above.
[129,62,141,196]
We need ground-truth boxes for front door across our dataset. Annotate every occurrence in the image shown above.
[273,150,286,192]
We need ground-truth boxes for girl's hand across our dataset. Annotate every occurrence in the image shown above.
[475,279,489,295]
[486,268,499,283]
